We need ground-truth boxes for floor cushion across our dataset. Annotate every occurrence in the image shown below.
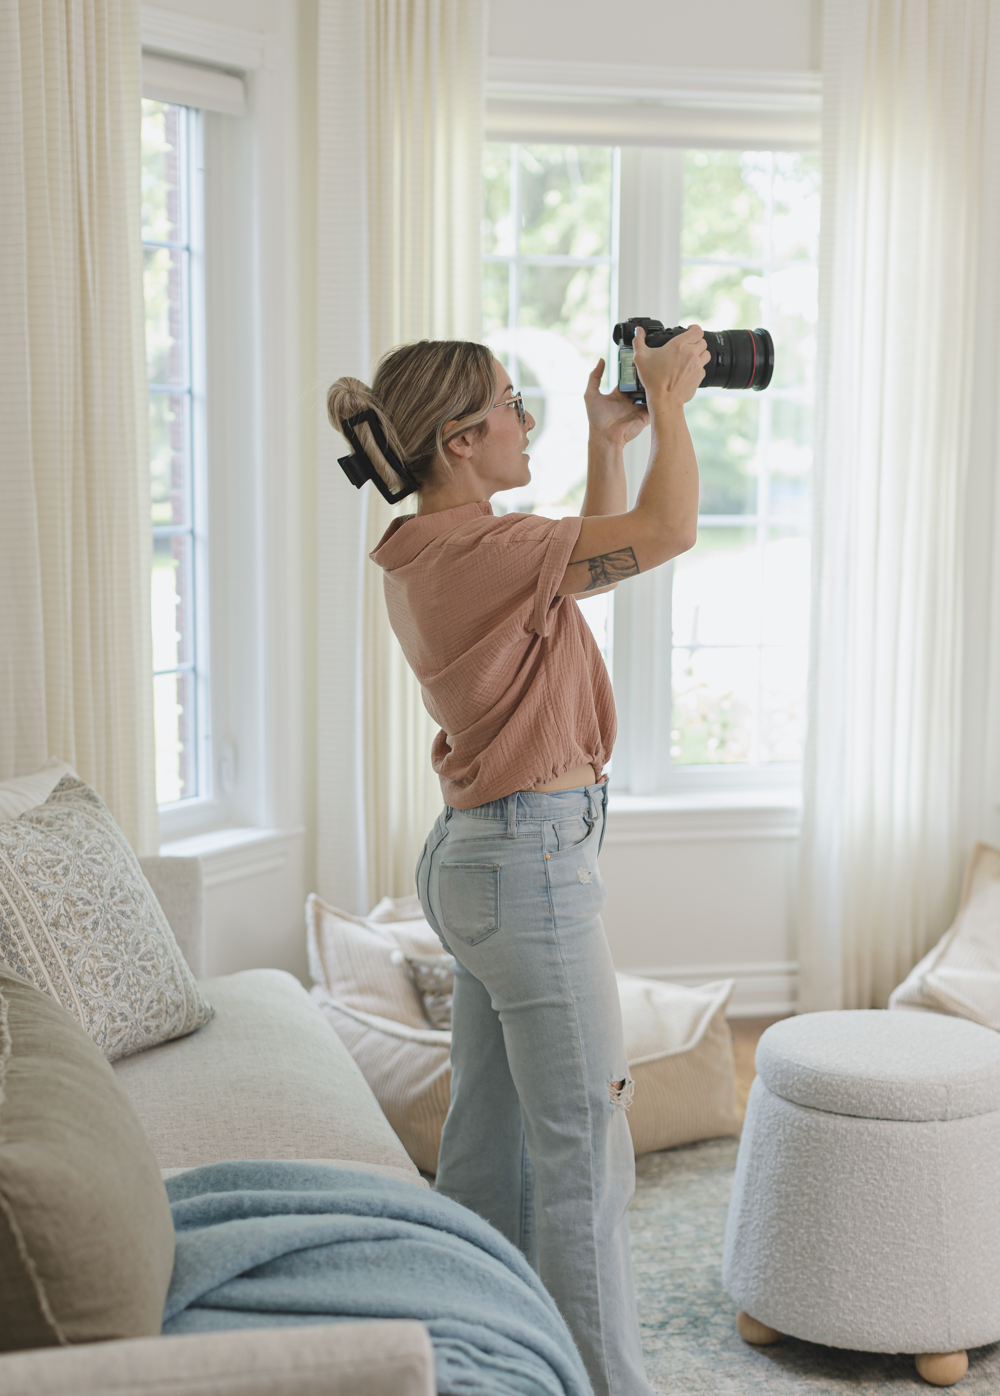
[308,895,739,1168]
[890,841,1000,1030]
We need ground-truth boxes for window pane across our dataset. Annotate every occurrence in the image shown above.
[760,646,808,762]
[518,146,613,258]
[141,102,186,244]
[768,264,818,390]
[149,391,191,527]
[483,261,509,336]
[143,246,188,387]
[769,399,812,525]
[672,527,759,647]
[671,647,757,764]
[483,144,513,255]
[761,530,810,647]
[154,670,197,804]
[771,153,821,262]
[518,263,611,361]
[687,395,759,515]
[681,151,766,263]
[152,534,195,670]
[679,262,763,333]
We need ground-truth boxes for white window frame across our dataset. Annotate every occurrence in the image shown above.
[486,59,821,806]
[141,4,304,851]
[143,98,212,809]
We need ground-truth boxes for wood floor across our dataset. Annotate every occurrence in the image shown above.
[730,1017,784,1121]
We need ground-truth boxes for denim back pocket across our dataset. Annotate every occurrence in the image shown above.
[438,862,501,946]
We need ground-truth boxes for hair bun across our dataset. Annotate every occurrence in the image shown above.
[327,376,409,495]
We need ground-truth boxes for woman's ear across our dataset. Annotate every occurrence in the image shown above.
[441,423,477,461]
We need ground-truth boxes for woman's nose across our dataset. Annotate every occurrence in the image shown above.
[526,411,536,431]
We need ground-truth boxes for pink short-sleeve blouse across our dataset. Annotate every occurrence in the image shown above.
[370,501,617,810]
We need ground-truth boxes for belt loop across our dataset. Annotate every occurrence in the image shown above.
[506,792,518,839]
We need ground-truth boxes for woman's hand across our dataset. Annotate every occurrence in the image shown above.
[584,359,650,448]
[632,324,709,405]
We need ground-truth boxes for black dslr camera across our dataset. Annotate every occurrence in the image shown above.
[613,317,774,404]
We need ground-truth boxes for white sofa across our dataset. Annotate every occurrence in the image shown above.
[0,857,435,1396]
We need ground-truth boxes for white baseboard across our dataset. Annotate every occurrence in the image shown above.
[621,960,798,1019]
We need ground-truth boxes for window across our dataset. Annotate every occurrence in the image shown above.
[481,141,819,792]
[141,100,208,807]
[482,143,619,665]
[672,151,819,770]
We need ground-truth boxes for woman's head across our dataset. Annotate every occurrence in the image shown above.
[327,340,534,504]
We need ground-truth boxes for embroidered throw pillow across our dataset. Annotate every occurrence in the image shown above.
[394,951,456,1030]
[0,773,213,1060]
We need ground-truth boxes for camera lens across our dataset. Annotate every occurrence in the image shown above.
[702,329,774,391]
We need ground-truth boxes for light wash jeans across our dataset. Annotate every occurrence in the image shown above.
[415,782,654,1396]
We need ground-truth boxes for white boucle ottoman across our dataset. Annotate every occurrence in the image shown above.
[722,1011,1000,1387]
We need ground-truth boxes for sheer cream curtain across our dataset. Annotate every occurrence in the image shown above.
[798,0,1000,1010]
[0,0,156,853]
[360,0,485,904]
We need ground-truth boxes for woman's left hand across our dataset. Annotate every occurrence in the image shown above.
[584,359,650,448]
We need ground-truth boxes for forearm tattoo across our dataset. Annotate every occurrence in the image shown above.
[574,546,640,590]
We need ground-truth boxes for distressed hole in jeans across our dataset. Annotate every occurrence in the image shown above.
[609,1076,634,1110]
[577,867,593,883]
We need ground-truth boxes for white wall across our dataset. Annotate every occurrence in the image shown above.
[488,0,821,72]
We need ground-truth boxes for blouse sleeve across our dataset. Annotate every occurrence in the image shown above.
[527,514,584,637]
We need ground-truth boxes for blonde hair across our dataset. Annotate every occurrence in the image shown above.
[327,340,497,495]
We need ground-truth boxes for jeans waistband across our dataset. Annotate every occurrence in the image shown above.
[446,781,608,839]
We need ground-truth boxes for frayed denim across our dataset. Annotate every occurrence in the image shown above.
[416,781,653,1396]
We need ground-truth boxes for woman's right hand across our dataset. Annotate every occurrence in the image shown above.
[633,324,710,405]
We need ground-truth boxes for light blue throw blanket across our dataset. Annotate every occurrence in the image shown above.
[164,1161,592,1396]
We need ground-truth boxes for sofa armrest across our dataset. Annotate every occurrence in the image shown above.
[0,1321,434,1396]
[139,856,206,977]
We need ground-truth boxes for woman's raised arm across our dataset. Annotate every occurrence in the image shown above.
[557,324,708,597]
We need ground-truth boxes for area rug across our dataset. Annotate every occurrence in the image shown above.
[630,1137,1000,1394]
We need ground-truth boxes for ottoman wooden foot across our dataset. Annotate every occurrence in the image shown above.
[735,1310,781,1345]
[915,1351,968,1387]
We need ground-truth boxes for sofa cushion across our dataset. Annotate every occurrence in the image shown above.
[0,968,175,1351]
[0,1320,435,1396]
[0,770,213,1059]
[113,969,420,1178]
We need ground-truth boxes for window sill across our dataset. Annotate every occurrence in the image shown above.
[604,790,801,844]
[609,788,802,814]
[159,825,306,889]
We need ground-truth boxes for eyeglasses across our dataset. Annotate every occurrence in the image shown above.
[493,390,526,426]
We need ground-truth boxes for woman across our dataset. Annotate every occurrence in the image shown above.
[328,323,708,1396]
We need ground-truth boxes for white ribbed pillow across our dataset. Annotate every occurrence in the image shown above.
[890,842,1000,1030]
[305,894,444,1031]
[0,759,75,822]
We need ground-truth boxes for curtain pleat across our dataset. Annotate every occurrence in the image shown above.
[799,0,1000,1009]
[0,0,155,854]
[360,0,485,904]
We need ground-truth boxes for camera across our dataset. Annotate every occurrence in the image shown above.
[613,317,774,403]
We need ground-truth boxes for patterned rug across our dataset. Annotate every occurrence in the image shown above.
[630,1137,1000,1394]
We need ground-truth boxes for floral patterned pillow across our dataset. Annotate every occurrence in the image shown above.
[0,774,213,1060]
